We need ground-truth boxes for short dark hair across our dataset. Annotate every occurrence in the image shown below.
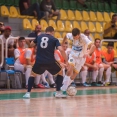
[45,26,54,32]
[72,28,80,36]
[95,38,101,42]
[18,37,25,41]
[107,42,114,47]
[112,14,117,19]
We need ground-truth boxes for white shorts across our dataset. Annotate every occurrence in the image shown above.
[68,56,86,73]
[14,62,25,73]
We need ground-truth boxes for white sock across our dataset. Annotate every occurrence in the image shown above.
[92,70,98,82]
[25,67,32,85]
[41,73,48,83]
[34,75,41,85]
[48,73,55,84]
[98,67,104,81]
[61,75,70,91]
[105,67,111,83]
[80,70,87,83]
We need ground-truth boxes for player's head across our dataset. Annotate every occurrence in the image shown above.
[112,14,117,23]
[107,42,114,53]
[94,38,101,48]
[35,25,41,33]
[62,42,68,51]
[45,26,54,36]
[18,37,26,48]
[72,28,80,40]
[84,29,90,36]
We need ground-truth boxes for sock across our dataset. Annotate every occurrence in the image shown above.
[28,77,34,92]
[34,75,41,85]
[25,67,32,85]
[55,75,63,91]
[61,75,70,91]
[41,73,48,83]
[48,73,55,84]
[69,79,73,85]
[80,70,87,83]
[92,70,98,82]
[98,67,104,81]
[105,67,111,83]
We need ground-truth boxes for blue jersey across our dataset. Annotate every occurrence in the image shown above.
[34,34,61,64]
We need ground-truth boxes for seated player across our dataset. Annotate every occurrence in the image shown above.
[94,38,111,86]
[80,50,98,87]
[60,28,96,95]
[102,42,117,79]
[23,26,68,98]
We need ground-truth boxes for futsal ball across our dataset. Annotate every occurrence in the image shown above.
[67,86,77,96]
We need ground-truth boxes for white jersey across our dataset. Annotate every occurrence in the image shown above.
[66,33,92,58]
[0,35,14,45]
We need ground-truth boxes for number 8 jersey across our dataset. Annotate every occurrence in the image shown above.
[66,33,92,58]
[33,34,61,64]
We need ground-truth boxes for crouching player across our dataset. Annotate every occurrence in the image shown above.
[60,28,96,96]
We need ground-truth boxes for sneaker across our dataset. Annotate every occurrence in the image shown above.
[50,83,56,88]
[83,83,91,87]
[70,82,76,87]
[91,82,101,86]
[38,84,45,88]
[23,92,30,98]
[54,91,67,98]
[43,82,50,88]
[104,82,110,86]
[97,81,103,84]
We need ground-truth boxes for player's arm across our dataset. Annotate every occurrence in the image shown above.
[30,37,37,47]
[57,46,68,64]
[62,33,73,45]
[87,43,96,56]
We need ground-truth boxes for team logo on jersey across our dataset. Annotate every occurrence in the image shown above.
[72,45,82,52]
[70,59,73,62]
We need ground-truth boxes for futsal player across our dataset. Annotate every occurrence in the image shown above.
[60,28,96,95]
[23,26,68,98]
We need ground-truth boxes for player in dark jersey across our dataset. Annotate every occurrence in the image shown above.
[23,26,68,98]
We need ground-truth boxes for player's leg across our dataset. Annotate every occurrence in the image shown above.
[103,64,111,86]
[41,72,50,88]
[80,66,90,86]
[14,63,25,88]
[98,64,104,84]
[25,65,32,88]
[55,70,67,98]
[23,63,44,98]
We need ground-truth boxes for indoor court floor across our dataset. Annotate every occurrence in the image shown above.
[0,87,117,117]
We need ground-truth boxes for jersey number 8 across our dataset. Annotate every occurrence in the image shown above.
[40,37,49,48]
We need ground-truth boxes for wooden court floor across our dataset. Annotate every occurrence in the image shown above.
[0,87,117,117]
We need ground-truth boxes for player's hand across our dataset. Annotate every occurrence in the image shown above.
[93,65,98,71]
[60,63,67,68]
[65,61,69,69]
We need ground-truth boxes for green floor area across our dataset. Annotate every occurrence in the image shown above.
[0,88,117,100]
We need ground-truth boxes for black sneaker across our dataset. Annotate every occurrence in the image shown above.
[91,82,101,86]
[50,83,56,88]
[97,81,103,84]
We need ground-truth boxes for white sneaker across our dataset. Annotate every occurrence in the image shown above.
[55,91,67,98]
[23,92,30,98]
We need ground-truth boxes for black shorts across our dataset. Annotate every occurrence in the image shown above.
[32,61,62,75]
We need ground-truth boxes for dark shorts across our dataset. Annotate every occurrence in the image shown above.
[32,61,62,75]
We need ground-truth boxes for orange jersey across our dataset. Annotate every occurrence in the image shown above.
[95,48,103,64]
[86,52,96,64]
[54,50,65,63]
[19,48,35,65]
[102,49,117,62]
